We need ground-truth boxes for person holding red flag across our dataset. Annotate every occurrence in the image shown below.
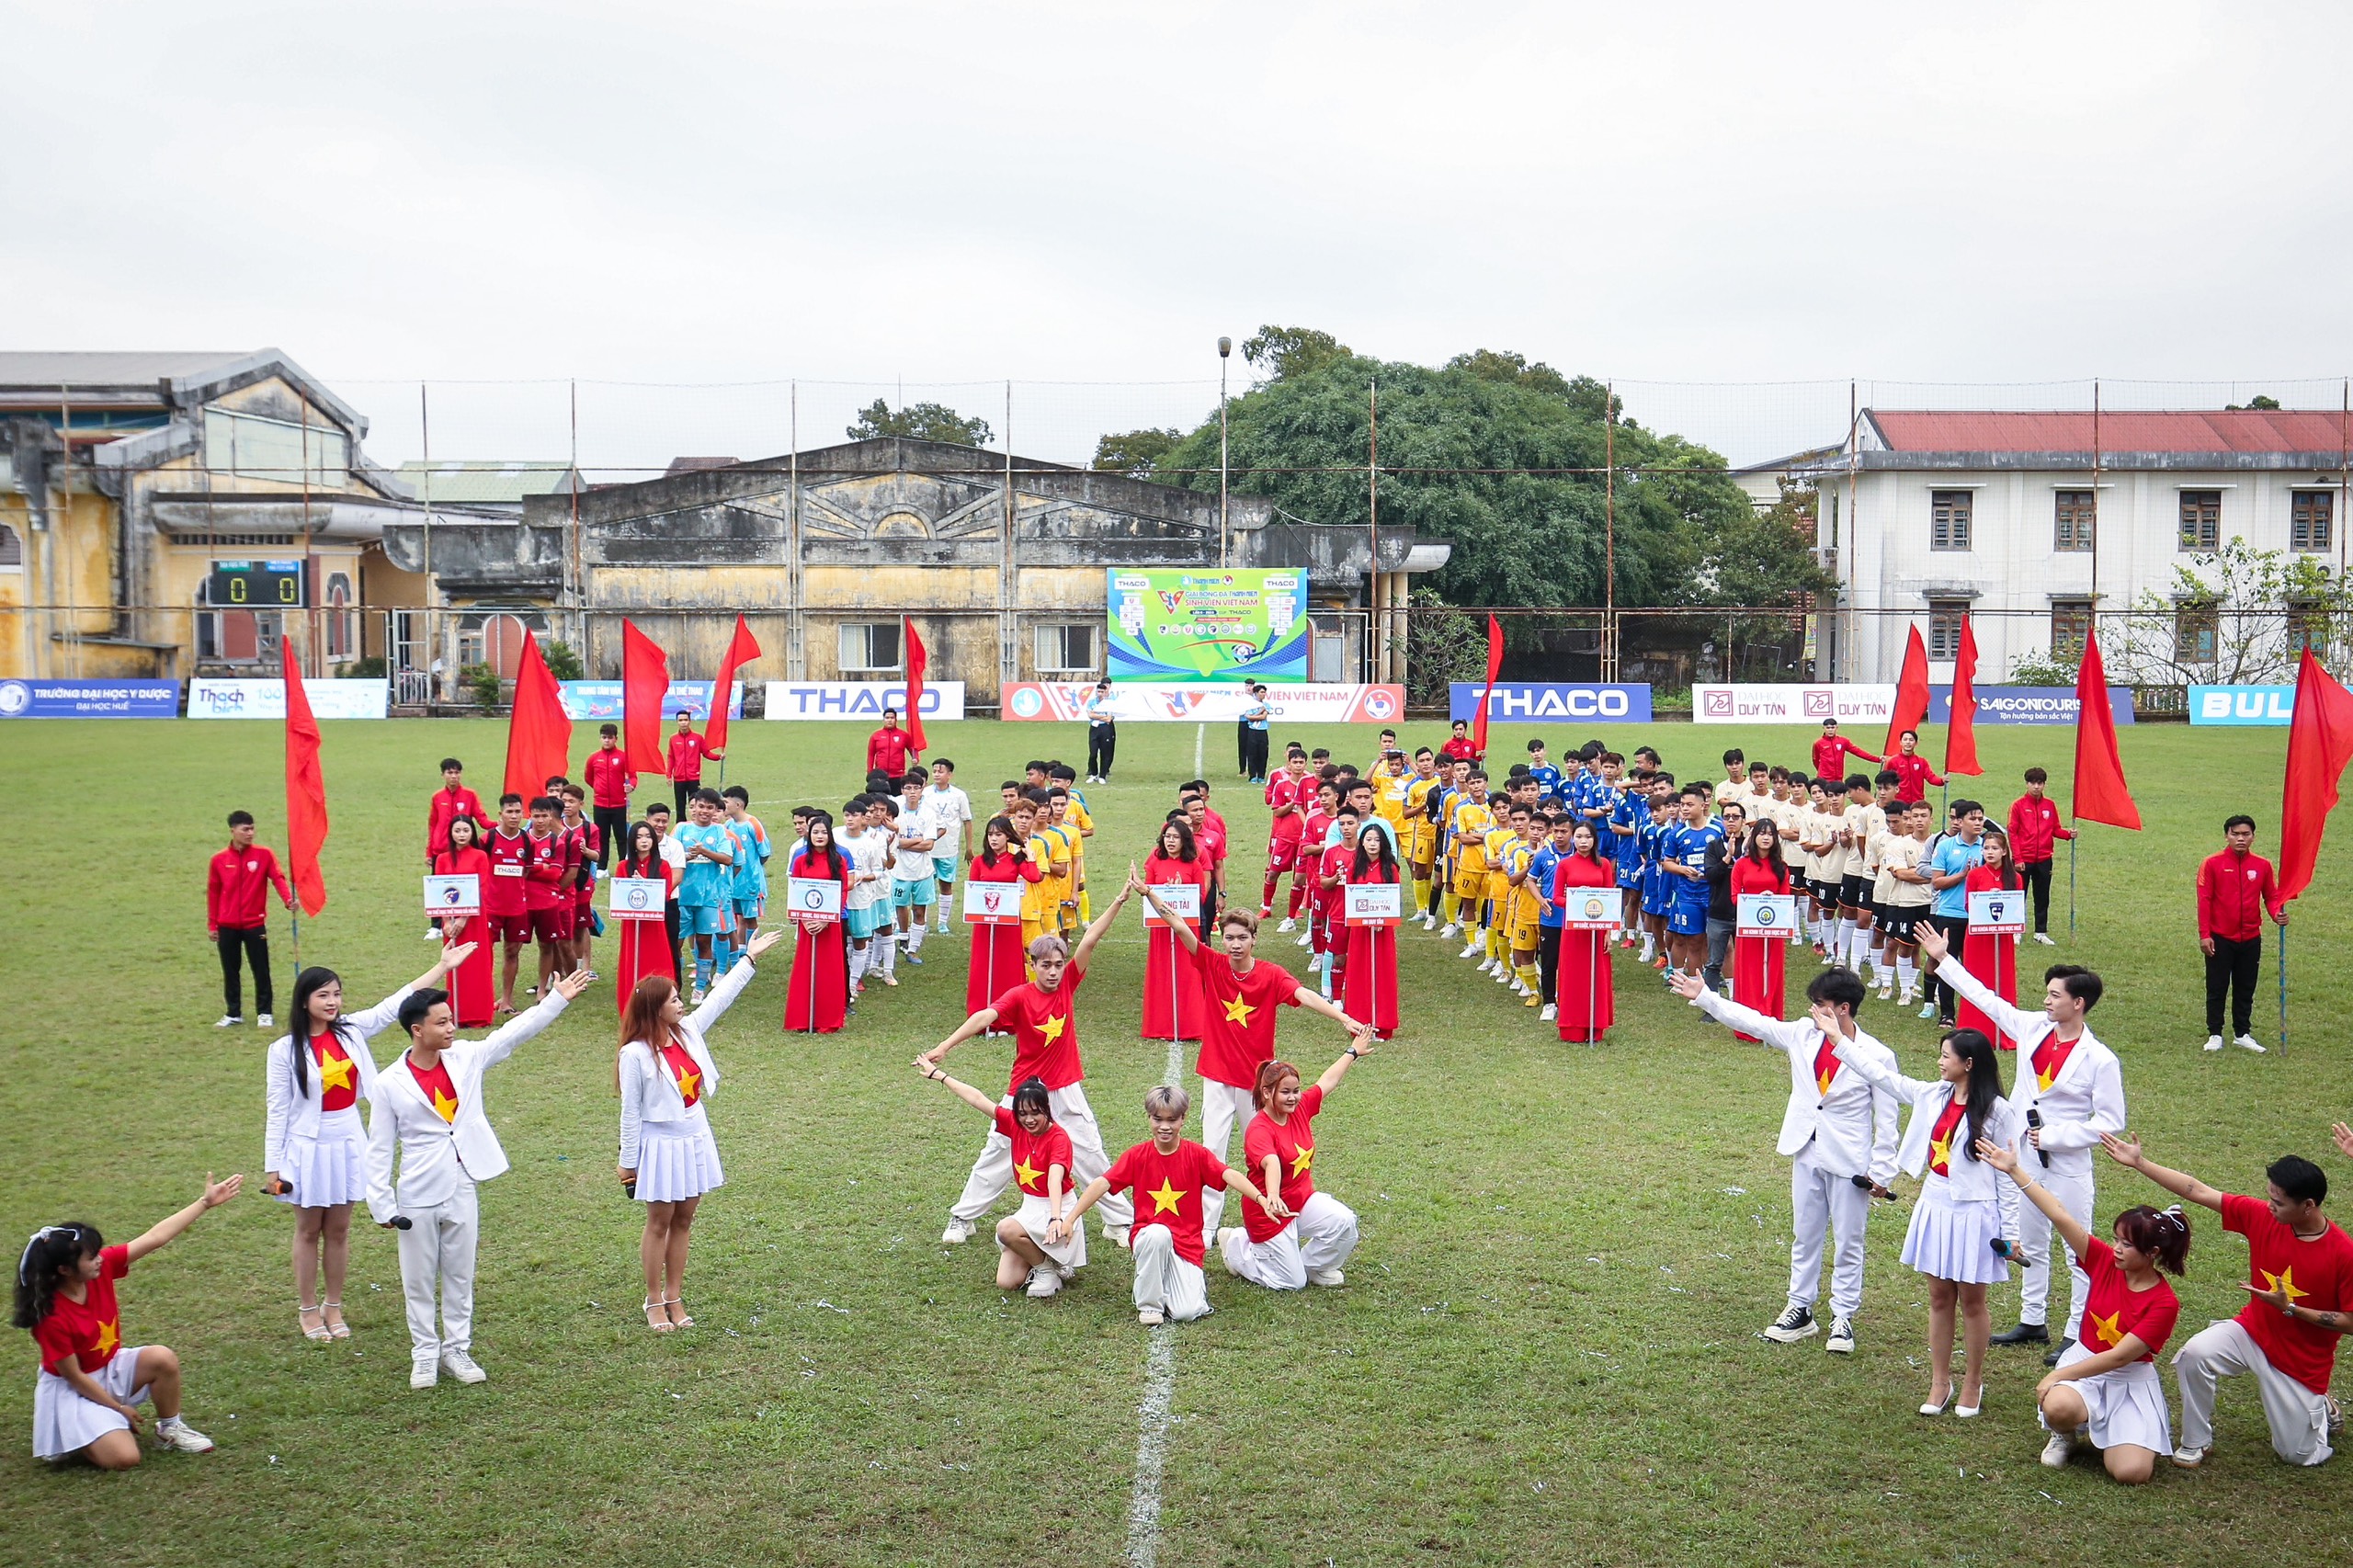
[1468,612,1504,762]
[2071,625,2142,831]
[1886,730,1945,805]
[1881,623,1932,759]
[2006,767,2073,948]
[2197,814,2287,1053]
[1813,717,1881,786]
[208,809,294,1028]
[582,725,636,871]
[502,631,572,812]
[866,706,919,778]
[665,711,722,823]
[782,812,852,1034]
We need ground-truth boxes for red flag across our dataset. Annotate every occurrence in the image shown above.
[622,619,672,776]
[2070,625,2141,830]
[281,641,329,916]
[706,614,762,757]
[903,617,928,753]
[1469,613,1505,759]
[1882,625,1932,758]
[502,630,574,803]
[2279,646,2353,903]
[1944,614,1982,776]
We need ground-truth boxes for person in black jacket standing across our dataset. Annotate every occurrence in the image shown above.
[1701,802,1745,995]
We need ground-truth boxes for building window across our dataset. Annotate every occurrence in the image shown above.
[0,522,20,570]
[837,621,902,674]
[202,408,350,487]
[324,572,354,659]
[2054,490,2096,552]
[2175,605,2218,665]
[2178,490,2222,551]
[2291,492,2335,553]
[1930,491,1972,551]
[1927,599,1968,660]
[1034,623,1097,676]
[455,608,545,676]
[2051,599,2093,660]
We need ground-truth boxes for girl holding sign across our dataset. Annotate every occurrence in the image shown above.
[1961,828,2022,1049]
[1340,820,1402,1039]
[613,821,677,1011]
[1730,817,1793,1042]
[1550,822,1616,1043]
[968,816,1044,1018]
[431,817,496,1027]
[784,812,853,1033]
[1142,817,1209,1043]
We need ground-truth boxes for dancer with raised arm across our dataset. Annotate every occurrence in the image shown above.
[917,1067,1085,1298]
[1218,1042,1378,1290]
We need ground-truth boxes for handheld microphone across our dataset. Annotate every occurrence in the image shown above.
[1849,1174,1895,1203]
[388,1215,414,1231]
[1990,1237,2035,1267]
[2026,1108,2050,1167]
[264,1176,295,1199]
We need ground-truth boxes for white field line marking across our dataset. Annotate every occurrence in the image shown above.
[1123,1036,1188,1568]
[1192,722,1204,781]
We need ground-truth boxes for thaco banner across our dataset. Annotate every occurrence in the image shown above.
[1449,683,1654,724]
[0,679,178,719]
[1000,681,1404,723]
[1107,569,1309,683]
[762,681,965,721]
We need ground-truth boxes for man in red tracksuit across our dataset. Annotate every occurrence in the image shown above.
[2197,813,2287,1053]
[207,809,293,1028]
[2005,766,2074,944]
[1440,720,1481,765]
[582,723,636,870]
[1810,719,1880,786]
[666,711,722,822]
[1884,730,1944,803]
[866,708,919,778]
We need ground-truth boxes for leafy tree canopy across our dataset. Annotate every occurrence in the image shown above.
[1092,426,1180,477]
[847,399,995,448]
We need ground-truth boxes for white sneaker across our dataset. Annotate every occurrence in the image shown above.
[215,1016,242,1028]
[439,1348,486,1384]
[1825,1315,1855,1354]
[425,927,442,940]
[1295,929,1313,948]
[2170,1443,2211,1469]
[2235,1034,2267,1053]
[1877,983,1894,1000]
[2032,932,2056,946]
[2203,1034,2225,1053]
[1024,1267,1062,1299]
[151,1418,215,1453]
[1308,1267,1345,1287]
[410,1359,438,1390]
[1420,914,1436,930]
[1276,917,1297,933]
[940,1217,976,1244]
[1102,1224,1131,1248]
[256,1014,273,1029]
[2040,1431,2076,1469]
[1137,1307,1165,1326]
[1539,1004,1556,1021]
[1438,923,1460,940]
[1460,942,1483,960]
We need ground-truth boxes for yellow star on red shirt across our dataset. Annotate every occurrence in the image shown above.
[1927,1129,1954,1173]
[315,1050,357,1094]
[673,1065,700,1103]
[1290,1142,1315,1179]
[2262,1266,2309,1304]
[1222,995,1256,1026]
[1039,1014,1065,1043]
[93,1319,119,1358]
[430,1085,460,1122]
[1147,1179,1184,1214]
[2084,1308,2123,1349]
[1013,1155,1044,1191]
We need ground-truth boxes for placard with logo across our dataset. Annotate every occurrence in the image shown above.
[963,881,1024,926]
[1967,889,2025,936]
[1563,888,1620,931]
[1737,892,1801,939]
[423,874,481,916]
[1343,882,1404,925]
[1142,881,1203,926]
[608,876,668,922]
[785,876,845,919]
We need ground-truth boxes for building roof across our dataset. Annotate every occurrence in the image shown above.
[0,351,257,392]
[394,460,585,504]
[1865,408,2353,458]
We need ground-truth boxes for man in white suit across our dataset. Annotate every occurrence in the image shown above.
[368,968,593,1389]
[1671,965,1901,1356]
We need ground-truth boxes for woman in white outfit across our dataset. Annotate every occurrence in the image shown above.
[1832,1024,2023,1418]
[1219,1045,1373,1290]
[916,1066,1086,1297]
[618,929,779,1331]
[264,944,474,1342]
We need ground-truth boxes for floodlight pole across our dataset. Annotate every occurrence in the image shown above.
[1218,336,1232,568]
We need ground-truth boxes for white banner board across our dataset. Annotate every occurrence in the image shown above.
[1142,881,1203,926]
[1344,882,1404,925]
[423,874,481,916]
[1968,888,2026,936]
[608,876,669,922]
[762,681,966,721]
[188,678,389,720]
[1736,892,1802,939]
[1694,685,1897,726]
[962,881,1024,926]
[785,876,844,917]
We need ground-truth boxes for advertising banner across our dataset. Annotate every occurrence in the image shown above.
[1107,568,1309,683]
[1000,681,1404,723]
[1694,684,1897,725]
[188,678,387,720]
[761,680,966,721]
[559,680,743,722]
[0,678,178,719]
[2188,685,2297,726]
[1343,882,1404,925]
[1449,682,1654,724]
[1927,685,2135,725]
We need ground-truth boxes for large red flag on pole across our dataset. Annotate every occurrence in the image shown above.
[503,630,574,802]
[1944,614,1983,776]
[2070,625,2142,830]
[1882,625,1932,758]
[902,617,929,752]
[281,640,329,917]
[2279,646,2353,903]
[705,614,762,758]
[1470,613,1505,759]
[621,619,671,776]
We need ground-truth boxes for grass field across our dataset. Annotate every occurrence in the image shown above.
[4,713,2353,1567]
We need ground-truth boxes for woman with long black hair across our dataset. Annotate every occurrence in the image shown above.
[431,816,496,1026]
[1142,816,1209,1043]
[1549,820,1616,1044]
[612,820,676,1011]
[1729,815,1793,1040]
[1960,826,2023,1050]
[784,812,853,1033]
[1831,1025,2024,1418]
[264,943,473,1342]
[1340,819,1401,1038]
[968,813,1044,1020]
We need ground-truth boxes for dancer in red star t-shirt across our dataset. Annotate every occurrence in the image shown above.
[1219,1042,1379,1291]
[917,1068,1086,1298]
[1058,1083,1279,1325]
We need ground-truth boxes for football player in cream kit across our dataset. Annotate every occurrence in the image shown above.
[367,968,594,1389]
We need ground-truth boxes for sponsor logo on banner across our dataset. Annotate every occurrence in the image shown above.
[558,681,744,722]
[760,681,966,721]
[2188,685,2297,726]
[1449,682,1654,723]
[188,679,388,720]
[1694,684,1897,725]
[998,682,1406,722]
[0,679,179,719]
[1927,686,2134,725]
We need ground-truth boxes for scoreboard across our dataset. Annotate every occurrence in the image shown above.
[207,560,306,608]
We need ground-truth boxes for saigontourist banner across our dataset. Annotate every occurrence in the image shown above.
[1694,684,1897,724]
[1106,569,1309,684]
[1001,681,1404,723]
[761,681,966,721]
[559,680,743,722]
[1449,682,1654,724]
[1927,685,2136,725]
[2188,684,2297,726]
[0,678,178,719]
[188,678,388,719]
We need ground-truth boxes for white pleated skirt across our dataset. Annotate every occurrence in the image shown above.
[276,1108,368,1209]
[634,1112,725,1203]
[1899,1183,2010,1284]
[1003,1192,1087,1270]
[2041,1343,2174,1453]
[32,1349,148,1460]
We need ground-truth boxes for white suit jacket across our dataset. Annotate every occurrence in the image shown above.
[1938,960,2126,1179]
[617,958,756,1167]
[365,992,569,1221]
[1691,989,1899,1185]
[1830,1038,2025,1206]
[262,985,413,1172]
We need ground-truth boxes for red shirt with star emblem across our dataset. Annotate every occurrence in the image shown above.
[313,1032,359,1112]
[2224,1193,2353,1392]
[995,1107,1074,1199]
[1104,1137,1228,1267]
[2072,1235,2179,1364]
[659,1041,703,1108]
[990,968,1086,1092]
[1191,945,1304,1089]
[410,1057,461,1123]
[1242,1085,1324,1244]
[34,1244,130,1374]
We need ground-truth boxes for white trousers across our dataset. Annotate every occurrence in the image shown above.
[1788,1143,1873,1320]
[396,1178,479,1362]
[1131,1224,1211,1321]
[1197,1079,1257,1235]
[2174,1317,2336,1464]
[1998,1159,2094,1331]
[1220,1192,1359,1290]
[950,1083,1131,1230]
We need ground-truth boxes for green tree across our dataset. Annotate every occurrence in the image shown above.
[1092,426,1180,478]
[847,399,995,448]
[1241,325,1352,381]
[2109,537,2353,685]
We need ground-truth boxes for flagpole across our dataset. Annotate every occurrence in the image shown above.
[2067,836,2077,941]
[2278,922,2288,1056]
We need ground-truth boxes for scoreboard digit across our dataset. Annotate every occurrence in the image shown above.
[208,560,306,608]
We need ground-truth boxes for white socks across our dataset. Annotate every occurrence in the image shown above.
[1847,926,1871,970]
[1896,956,1916,995]
[907,921,927,955]
[849,943,870,986]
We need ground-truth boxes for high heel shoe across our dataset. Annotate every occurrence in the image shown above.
[322,1301,352,1340]
[642,1300,675,1334]
[298,1302,330,1342]
[1917,1388,1955,1416]
[664,1297,695,1328]
[1955,1392,1984,1418]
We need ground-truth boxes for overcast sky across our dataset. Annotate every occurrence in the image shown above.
[6,2,2349,468]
